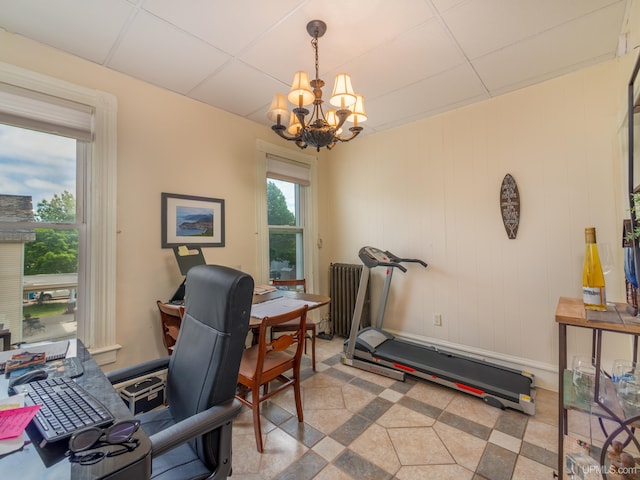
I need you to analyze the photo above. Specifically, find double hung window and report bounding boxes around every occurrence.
[256,141,318,289]
[0,63,117,361]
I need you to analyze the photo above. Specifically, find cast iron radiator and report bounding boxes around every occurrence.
[329,263,370,337]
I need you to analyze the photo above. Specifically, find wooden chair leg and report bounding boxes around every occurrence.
[293,378,304,423]
[251,385,263,453]
[311,324,316,372]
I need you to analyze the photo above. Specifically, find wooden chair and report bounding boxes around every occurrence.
[156,300,184,355]
[236,305,308,452]
[270,278,316,371]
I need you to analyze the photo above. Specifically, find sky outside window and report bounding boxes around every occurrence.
[0,124,76,214]
[270,178,295,215]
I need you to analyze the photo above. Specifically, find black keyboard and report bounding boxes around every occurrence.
[14,376,114,443]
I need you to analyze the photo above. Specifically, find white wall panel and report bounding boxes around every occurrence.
[321,55,637,390]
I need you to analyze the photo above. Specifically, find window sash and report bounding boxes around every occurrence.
[268,225,304,234]
[256,140,318,292]
[0,61,118,364]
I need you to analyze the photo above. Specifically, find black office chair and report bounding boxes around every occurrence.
[107,265,254,480]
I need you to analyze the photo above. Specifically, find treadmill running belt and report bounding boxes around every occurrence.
[374,339,532,401]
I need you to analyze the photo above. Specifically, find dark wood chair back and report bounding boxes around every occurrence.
[236,305,308,452]
[156,300,183,355]
[272,278,307,293]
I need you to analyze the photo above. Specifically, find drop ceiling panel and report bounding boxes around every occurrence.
[140,0,301,55]
[442,0,624,59]
[0,0,631,136]
[239,19,326,86]
[364,64,488,130]
[107,10,231,94]
[473,2,627,94]
[431,0,468,13]
[246,104,276,127]
[240,0,436,82]
[331,19,466,101]
[0,0,134,63]
[190,61,285,117]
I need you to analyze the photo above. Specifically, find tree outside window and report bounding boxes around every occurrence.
[267,180,304,280]
[24,191,78,276]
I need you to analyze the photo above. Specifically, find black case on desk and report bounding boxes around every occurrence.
[119,376,165,414]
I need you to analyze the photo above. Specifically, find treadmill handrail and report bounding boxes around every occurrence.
[381,261,407,272]
[384,250,428,268]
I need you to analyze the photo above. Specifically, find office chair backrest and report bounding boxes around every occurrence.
[167,264,254,467]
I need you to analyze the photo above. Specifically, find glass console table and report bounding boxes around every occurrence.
[556,297,640,479]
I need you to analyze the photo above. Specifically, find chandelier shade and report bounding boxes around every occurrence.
[267,20,366,152]
[288,71,314,107]
[325,110,343,134]
[287,111,302,135]
[266,93,288,123]
[347,94,367,125]
[329,73,356,108]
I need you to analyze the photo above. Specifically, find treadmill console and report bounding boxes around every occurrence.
[358,246,392,267]
[358,246,427,271]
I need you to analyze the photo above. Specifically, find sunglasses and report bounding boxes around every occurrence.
[66,440,139,465]
[68,420,140,453]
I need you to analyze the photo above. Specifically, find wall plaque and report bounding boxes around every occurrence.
[500,174,520,239]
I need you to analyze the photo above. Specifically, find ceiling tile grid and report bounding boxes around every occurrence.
[0,0,631,135]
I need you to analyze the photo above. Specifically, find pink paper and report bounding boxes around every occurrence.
[0,405,41,440]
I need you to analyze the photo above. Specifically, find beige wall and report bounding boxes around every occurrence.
[0,30,299,369]
[2,19,640,388]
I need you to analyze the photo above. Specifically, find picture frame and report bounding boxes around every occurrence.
[161,192,225,248]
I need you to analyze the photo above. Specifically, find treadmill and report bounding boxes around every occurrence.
[342,246,535,415]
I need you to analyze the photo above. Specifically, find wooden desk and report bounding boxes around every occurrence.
[0,340,151,479]
[250,290,330,326]
[162,290,330,328]
[556,297,640,479]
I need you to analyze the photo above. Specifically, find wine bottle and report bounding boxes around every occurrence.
[582,227,607,311]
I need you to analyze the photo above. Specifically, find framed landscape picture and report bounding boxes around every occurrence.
[161,192,225,248]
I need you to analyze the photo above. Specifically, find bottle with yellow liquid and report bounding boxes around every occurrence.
[582,227,607,311]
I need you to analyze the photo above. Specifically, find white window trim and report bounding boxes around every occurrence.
[255,139,319,292]
[0,61,119,364]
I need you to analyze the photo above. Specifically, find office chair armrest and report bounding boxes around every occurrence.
[106,356,171,385]
[149,399,243,458]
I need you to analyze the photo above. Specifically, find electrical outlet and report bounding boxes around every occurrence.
[433,313,442,326]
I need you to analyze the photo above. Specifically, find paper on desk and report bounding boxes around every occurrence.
[0,394,28,455]
[251,296,319,319]
[0,404,40,440]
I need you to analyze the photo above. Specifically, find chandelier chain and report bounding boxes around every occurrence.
[312,36,319,81]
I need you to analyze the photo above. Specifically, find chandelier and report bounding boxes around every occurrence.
[266,20,367,152]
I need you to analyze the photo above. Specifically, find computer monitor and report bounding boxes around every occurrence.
[169,245,206,304]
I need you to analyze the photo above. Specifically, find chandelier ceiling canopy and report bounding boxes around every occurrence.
[267,20,367,152]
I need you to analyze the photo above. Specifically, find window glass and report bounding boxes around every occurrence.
[0,124,80,343]
[0,63,117,362]
[267,179,304,281]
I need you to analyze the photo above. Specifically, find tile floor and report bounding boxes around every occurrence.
[229,336,566,480]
